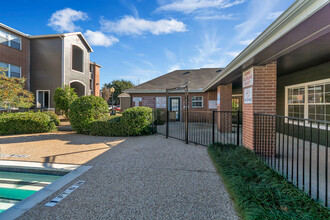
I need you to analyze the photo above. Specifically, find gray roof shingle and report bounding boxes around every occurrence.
[126,68,223,93]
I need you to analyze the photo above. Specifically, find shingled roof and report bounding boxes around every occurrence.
[126,68,223,93]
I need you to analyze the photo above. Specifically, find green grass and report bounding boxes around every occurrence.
[208,143,330,220]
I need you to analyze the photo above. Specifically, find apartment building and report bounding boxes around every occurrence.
[0,23,101,109]
[0,23,30,89]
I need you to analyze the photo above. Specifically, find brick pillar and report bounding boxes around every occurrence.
[242,61,277,151]
[217,84,232,132]
[93,65,100,97]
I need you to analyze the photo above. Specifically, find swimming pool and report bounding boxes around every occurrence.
[0,171,61,213]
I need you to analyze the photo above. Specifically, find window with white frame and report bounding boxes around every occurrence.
[192,96,203,108]
[37,91,50,108]
[286,79,330,121]
[0,62,21,78]
[0,28,21,50]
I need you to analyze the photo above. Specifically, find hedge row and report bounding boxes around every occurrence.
[69,96,154,136]
[0,112,57,135]
[89,107,155,136]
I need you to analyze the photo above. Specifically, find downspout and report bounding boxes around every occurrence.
[59,35,65,88]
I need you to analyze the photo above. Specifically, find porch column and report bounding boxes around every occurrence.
[242,61,277,152]
[217,83,232,132]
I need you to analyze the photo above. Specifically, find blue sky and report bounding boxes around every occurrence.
[1,0,295,86]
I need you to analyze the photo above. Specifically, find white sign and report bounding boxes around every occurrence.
[156,97,166,108]
[134,101,139,107]
[133,97,142,102]
[244,87,253,104]
[45,181,85,207]
[217,92,220,106]
[209,100,217,109]
[243,68,254,88]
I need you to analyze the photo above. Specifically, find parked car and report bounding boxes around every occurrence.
[114,106,121,111]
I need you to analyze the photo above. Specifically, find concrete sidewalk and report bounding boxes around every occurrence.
[17,135,238,219]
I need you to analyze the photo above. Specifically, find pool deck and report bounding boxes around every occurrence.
[0,132,237,219]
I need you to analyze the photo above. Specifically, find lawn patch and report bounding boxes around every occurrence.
[208,143,330,219]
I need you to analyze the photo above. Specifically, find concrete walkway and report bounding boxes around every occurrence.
[15,135,237,219]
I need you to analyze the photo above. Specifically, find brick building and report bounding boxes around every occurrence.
[205,0,330,149]
[0,23,30,89]
[125,0,330,150]
[125,68,244,120]
[0,23,101,109]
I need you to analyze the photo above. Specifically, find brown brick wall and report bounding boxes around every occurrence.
[0,35,30,89]
[242,61,277,150]
[93,65,100,96]
[217,84,232,132]
[130,91,217,111]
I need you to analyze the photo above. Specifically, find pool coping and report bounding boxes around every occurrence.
[0,161,92,220]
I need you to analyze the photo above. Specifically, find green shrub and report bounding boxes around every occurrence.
[208,143,330,219]
[0,112,57,135]
[69,96,108,134]
[86,107,155,137]
[54,86,78,117]
[44,111,60,126]
[121,107,154,136]
[88,116,126,136]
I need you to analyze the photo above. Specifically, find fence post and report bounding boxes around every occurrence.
[166,90,169,138]
[212,111,215,144]
[236,111,240,146]
[185,85,189,144]
[154,109,157,134]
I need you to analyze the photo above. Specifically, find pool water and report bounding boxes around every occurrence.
[0,171,61,213]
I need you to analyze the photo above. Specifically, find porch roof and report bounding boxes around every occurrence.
[204,0,330,92]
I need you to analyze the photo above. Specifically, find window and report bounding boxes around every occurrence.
[286,79,330,121]
[90,79,93,92]
[72,45,83,72]
[0,62,21,78]
[192,96,203,108]
[0,28,21,50]
[287,86,305,119]
[37,91,50,108]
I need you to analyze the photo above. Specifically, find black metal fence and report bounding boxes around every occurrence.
[156,110,242,146]
[254,113,329,207]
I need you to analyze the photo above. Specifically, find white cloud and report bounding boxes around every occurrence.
[267,11,283,20]
[168,64,180,72]
[100,16,187,35]
[226,51,240,57]
[194,13,237,20]
[156,0,245,14]
[164,49,177,62]
[48,8,88,32]
[233,0,280,46]
[84,30,119,47]
[190,32,222,67]
[239,39,254,45]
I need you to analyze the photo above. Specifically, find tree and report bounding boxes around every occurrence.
[101,85,111,104]
[54,85,78,117]
[0,67,34,109]
[104,80,134,104]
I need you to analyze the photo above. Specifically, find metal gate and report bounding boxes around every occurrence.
[156,109,242,146]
